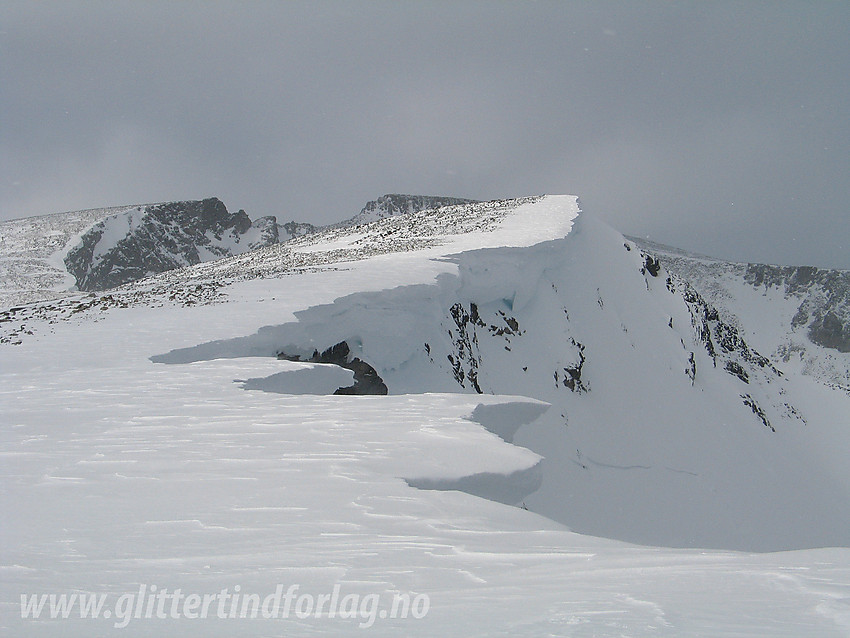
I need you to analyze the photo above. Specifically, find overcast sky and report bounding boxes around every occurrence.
[1,1,848,268]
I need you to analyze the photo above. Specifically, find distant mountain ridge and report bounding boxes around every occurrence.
[337,194,480,228]
[3,196,850,397]
[0,194,476,304]
[65,198,258,291]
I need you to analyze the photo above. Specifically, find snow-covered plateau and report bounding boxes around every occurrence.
[2,195,849,636]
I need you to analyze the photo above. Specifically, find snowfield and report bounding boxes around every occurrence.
[0,204,144,308]
[2,195,850,636]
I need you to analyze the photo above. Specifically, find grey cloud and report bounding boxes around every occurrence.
[1,1,848,268]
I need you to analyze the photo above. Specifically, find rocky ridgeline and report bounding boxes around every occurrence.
[65,198,271,291]
[337,194,480,228]
[0,196,535,345]
[0,283,224,346]
[2,194,471,300]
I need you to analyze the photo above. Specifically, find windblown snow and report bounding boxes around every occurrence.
[2,195,849,636]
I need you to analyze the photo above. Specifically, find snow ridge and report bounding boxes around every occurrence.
[150,200,850,551]
[1,194,483,307]
[0,196,546,344]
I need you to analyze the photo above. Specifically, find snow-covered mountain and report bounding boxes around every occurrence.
[0,194,471,306]
[144,197,850,551]
[336,194,480,227]
[2,195,849,636]
[62,198,275,291]
[0,203,144,307]
[631,236,850,392]
[0,198,273,304]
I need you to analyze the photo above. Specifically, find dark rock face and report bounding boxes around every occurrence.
[559,338,588,393]
[809,311,850,353]
[278,341,388,395]
[64,198,270,291]
[741,393,775,432]
[641,253,661,277]
[745,264,822,293]
[248,215,280,248]
[443,301,528,394]
[725,361,750,384]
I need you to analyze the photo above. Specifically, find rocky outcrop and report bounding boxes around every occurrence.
[339,194,480,228]
[809,311,850,353]
[278,341,388,395]
[281,221,318,240]
[64,198,271,291]
[667,275,780,377]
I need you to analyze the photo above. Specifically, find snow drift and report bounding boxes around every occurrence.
[154,197,850,551]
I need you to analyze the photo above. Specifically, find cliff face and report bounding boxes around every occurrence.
[63,198,277,291]
[61,195,475,293]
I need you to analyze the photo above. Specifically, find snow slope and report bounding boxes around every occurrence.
[2,195,850,636]
[153,203,850,551]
